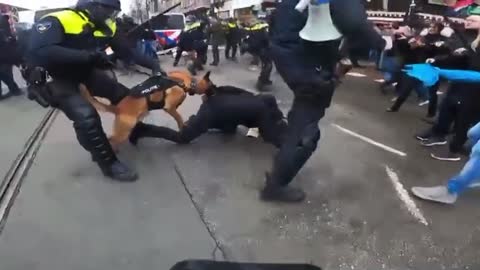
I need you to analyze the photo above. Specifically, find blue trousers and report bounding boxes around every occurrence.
[447,122,480,194]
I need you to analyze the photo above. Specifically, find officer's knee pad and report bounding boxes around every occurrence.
[299,123,321,152]
[73,105,101,130]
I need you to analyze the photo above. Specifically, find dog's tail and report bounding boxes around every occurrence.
[79,84,116,114]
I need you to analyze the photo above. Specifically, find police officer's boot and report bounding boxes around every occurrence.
[78,122,138,182]
[256,62,273,91]
[260,173,306,203]
[210,47,219,66]
[187,63,197,75]
[195,56,205,71]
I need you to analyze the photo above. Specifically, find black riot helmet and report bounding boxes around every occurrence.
[77,0,121,26]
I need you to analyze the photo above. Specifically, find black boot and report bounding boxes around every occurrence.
[10,87,23,96]
[187,63,197,75]
[76,120,138,182]
[99,160,138,182]
[211,47,219,66]
[260,173,306,203]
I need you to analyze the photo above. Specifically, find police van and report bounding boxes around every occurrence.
[149,12,186,53]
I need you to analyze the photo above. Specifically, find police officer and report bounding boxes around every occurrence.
[26,0,138,182]
[242,19,272,91]
[225,18,240,61]
[173,15,208,75]
[263,0,388,202]
[207,16,224,66]
[129,83,287,148]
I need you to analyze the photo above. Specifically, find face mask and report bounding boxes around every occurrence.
[89,4,117,25]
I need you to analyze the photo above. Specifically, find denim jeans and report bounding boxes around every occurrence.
[447,122,480,194]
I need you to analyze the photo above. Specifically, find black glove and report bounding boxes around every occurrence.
[89,51,114,69]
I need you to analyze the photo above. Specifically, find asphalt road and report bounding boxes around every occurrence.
[0,68,49,180]
[0,56,478,270]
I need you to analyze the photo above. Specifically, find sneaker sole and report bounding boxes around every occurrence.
[430,153,461,161]
[416,136,430,141]
[422,141,447,147]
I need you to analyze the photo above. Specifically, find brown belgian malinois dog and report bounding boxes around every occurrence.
[80,70,212,150]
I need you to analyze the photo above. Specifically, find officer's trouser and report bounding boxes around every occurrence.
[269,39,339,186]
[192,41,208,71]
[258,50,273,84]
[49,69,129,167]
[211,41,220,64]
[174,46,188,65]
[269,92,330,186]
[225,38,237,59]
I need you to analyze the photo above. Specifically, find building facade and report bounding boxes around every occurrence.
[365,0,448,14]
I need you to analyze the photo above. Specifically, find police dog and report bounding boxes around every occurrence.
[80,70,212,150]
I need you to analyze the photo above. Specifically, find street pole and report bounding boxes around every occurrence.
[404,0,417,25]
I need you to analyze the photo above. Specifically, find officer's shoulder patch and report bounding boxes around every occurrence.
[36,22,52,33]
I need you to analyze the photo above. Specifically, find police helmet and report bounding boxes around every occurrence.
[186,15,196,23]
[77,0,121,25]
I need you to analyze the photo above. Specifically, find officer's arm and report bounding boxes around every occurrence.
[330,0,386,50]
[176,104,213,144]
[30,17,92,65]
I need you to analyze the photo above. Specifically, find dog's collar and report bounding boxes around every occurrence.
[177,78,197,96]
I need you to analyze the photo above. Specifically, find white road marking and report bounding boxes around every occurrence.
[374,79,385,83]
[385,166,429,226]
[346,72,367,77]
[332,124,407,157]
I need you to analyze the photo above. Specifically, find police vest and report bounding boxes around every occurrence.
[245,23,269,32]
[227,22,237,29]
[43,9,117,50]
[185,22,201,32]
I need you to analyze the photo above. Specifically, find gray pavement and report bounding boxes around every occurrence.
[0,67,48,178]
[0,56,479,270]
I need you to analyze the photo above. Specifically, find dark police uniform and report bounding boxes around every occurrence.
[27,8,136,181]
[264,0,386,202]
[225,20,240,60]
[174,21,208,72]
[243,21,272,89]
[129,86,287,148]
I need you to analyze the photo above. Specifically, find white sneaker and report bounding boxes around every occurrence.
[246,128,260,138]
[411,186,458,204]
[469,182,480,188]
[418,100,430,106]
